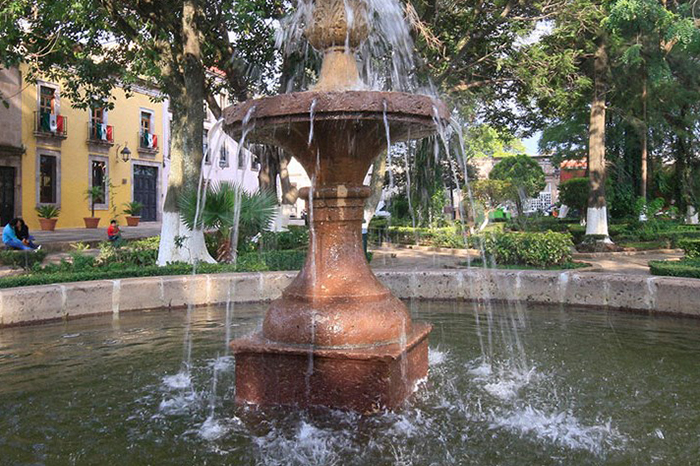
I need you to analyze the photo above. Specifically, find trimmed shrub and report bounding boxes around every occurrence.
[679,239,700,258]
[483,231,573,267]
[649,259,700,279]
[258,227,309,251]
[0,250,309,290]
[0,249,47,269]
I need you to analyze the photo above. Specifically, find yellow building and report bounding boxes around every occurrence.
[0,65,164,230]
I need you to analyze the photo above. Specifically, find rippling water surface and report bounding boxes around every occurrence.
[1,301,699,465]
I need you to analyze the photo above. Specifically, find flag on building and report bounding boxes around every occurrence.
[49,114,58,132]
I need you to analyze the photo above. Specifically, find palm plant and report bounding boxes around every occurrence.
[179,181,277,262]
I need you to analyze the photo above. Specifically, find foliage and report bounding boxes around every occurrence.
[84,185,104,218]
[179,182,277,261]
[371,225,472,249]
[488,154,546,215]
[482,232,574,267]
[123,201,144,217]
[35,205,60,219]
[679,239,700,259]
[0,250,47,269]
[0,251,307,290]
[258,227,309,251]
[558,178,589,215]
[96,237,160,267]
[472,179,513,210]
[649,259,700,279]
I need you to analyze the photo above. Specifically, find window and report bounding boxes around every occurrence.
[39,155,57,204]
[140,111,151,134]
[91,160,107,205]
[203,129,210,164]
[219,145,228,167]
[39,86,55,115]
[238,149,246,169]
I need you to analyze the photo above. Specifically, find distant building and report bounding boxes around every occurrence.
[0,65,166,229]
[560,159,587,183]
[161,93,259,201]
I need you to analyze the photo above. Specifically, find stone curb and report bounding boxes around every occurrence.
[1,269,698,327]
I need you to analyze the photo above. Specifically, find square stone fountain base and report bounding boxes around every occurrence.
[231,323,431,412]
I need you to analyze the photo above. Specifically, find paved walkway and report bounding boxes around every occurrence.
[370,246,683,276]
[32,222,161,245]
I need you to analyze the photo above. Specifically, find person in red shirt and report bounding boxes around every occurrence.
[107,220,121,244]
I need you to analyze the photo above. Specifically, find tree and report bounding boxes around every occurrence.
[558,177,589,220]
[1,0,281,264]
[488,154,545,216]
[472,179,513,222]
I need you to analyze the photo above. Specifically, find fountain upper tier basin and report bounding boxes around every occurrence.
[224,90,448,182]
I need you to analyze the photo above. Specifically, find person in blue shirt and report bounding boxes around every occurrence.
[3,218,35,250]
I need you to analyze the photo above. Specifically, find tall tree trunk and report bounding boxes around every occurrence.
[157,0,215,265]
[585,38,611,240]
[640,76,648,201]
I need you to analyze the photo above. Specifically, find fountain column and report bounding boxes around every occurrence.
[228,0,440,412]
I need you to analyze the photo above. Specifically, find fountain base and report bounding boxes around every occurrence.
[231,323,431,412]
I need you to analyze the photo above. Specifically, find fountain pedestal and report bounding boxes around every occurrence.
[231,182,431,411]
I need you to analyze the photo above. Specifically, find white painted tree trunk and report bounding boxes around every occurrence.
[686,206,699,225]
[585,206,612,242]
[157,211,215,265]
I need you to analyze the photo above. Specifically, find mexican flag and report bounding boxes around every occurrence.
[106,125,113,142]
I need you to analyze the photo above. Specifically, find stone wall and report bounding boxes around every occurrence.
[1,270,698,327]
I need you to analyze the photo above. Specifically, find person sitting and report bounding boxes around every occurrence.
[3,218,36,250]
[107,220,122,243]
[16,218,39,249]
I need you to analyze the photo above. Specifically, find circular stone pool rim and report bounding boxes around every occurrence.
[0,269,697,328]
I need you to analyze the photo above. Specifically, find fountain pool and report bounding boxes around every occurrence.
[1,301,698,464]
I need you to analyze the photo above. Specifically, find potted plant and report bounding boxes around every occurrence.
[35,205,60,231]
[123,201,144,226]
[84,185,103,228]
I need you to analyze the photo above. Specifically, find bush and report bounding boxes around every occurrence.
[0,249,47,269]
[258,227,309,251]
[679,239,700,258]
[482,231,573,267]
[96,237,159,267]
[0,250,309,290]
[649,259,700,279]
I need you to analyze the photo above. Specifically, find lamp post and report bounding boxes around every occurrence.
[115,143,131,163]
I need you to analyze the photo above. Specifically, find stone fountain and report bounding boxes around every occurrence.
[226,0,448,411]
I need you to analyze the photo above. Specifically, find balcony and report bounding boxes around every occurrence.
[138,130,159,155]
[34,111,67,139]
[87,122,114,145]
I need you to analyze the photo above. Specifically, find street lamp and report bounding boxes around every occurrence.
[115,143,131,163]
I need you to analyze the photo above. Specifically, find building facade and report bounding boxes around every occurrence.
[0,65,165,229]
[161,96,259,201]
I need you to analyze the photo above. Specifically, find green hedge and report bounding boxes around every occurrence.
[483,231,573,267]
[0,250,308,290]
[678,239,700,258]
[649,259,700,279]
[0,250,48,269]
[370,225,473,249]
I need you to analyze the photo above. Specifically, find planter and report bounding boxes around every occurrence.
[125,216,141,227]
[38,218,58,231]
[83,217,100,229]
